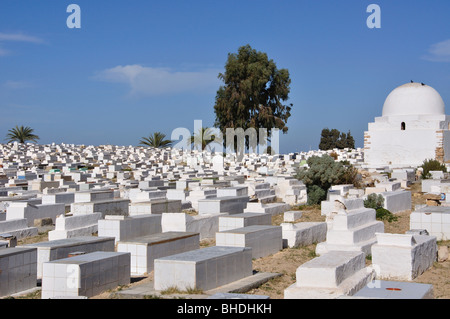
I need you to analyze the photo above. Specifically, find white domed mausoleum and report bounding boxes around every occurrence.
[364,82,450,167]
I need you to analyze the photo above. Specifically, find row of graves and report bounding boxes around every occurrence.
[0,143,447,299]
[0,142,307,298]
[281,165,446,299]
[411,170,450,244]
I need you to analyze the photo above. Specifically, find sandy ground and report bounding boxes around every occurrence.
[91,193,450,300]
[248,208,450,299]
[247,182,450,299]
[13,181,450,299]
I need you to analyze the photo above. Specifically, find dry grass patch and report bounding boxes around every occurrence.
[248,244,318,299]
[17,230,49,245]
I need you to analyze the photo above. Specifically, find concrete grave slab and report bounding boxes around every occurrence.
[41,251,130,298]
[351,280,433,299]
[0,247,37,297]
[117,231,200,275]
[154,246,252,291]
[19,236,115,278]
[216,225,282,259]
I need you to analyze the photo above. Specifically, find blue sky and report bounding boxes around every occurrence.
[0,0,449,154]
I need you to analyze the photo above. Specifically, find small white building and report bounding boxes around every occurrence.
[364,82,450,167]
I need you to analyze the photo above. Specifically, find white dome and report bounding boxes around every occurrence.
[382,82,445,116]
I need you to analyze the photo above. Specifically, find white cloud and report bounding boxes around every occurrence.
[2,80,34,89]
[423,39,450,62]
[94,64,221,96]
[0,32,44,57]
[0,32,44,44]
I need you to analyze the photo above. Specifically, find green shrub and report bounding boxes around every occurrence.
[306,185,327,205]
[364,194,398,222]
[308,248,317,258]
[364,193,384,210]
[421,159,447,179]
[376,207,398,222]
[295,155,342,190]
[295,155,359,205]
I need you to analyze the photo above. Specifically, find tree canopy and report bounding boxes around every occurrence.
[5,125,39,144]
[139,132,172,148]
[213,44,292,149]
[319,128,355,150]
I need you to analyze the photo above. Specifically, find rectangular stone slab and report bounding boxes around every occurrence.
[352,280,433,299]
[154,246,252,291]
[117,231,200,275]
[296,250,365,288]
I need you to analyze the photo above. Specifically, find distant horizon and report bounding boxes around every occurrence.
[1,1,449,154]
[0,140,364,155]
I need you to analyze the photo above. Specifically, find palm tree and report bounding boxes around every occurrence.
[5,125,40,144]
[139,132,172,148]
[191,127,222,151]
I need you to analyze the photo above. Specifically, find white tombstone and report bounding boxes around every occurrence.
[371,233,437,281]
[284,250,375,299]
[281,222,327,248]
[117,232,199,275]
[41,251,130,298]
[315,196,384,256]
[154,246,252,291]
[410,206,450,240]
[161,213,222,240]
[0,247,37,297]
[216,225,282,258]
[48,213,102,240]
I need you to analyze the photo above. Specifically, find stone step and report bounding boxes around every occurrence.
[254,189,275,198]
[244,202,289,215]
[281,222,327,248]
[315,237,379,257]
[332,208,377,231]
[258,195,277,204]
[295,250,366,289]
[285,267,374,299]
[255,183,271,190]
[326,220,384,246]
[198,196,249,215]
[218,213,272,232]
[216,187,248,197]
